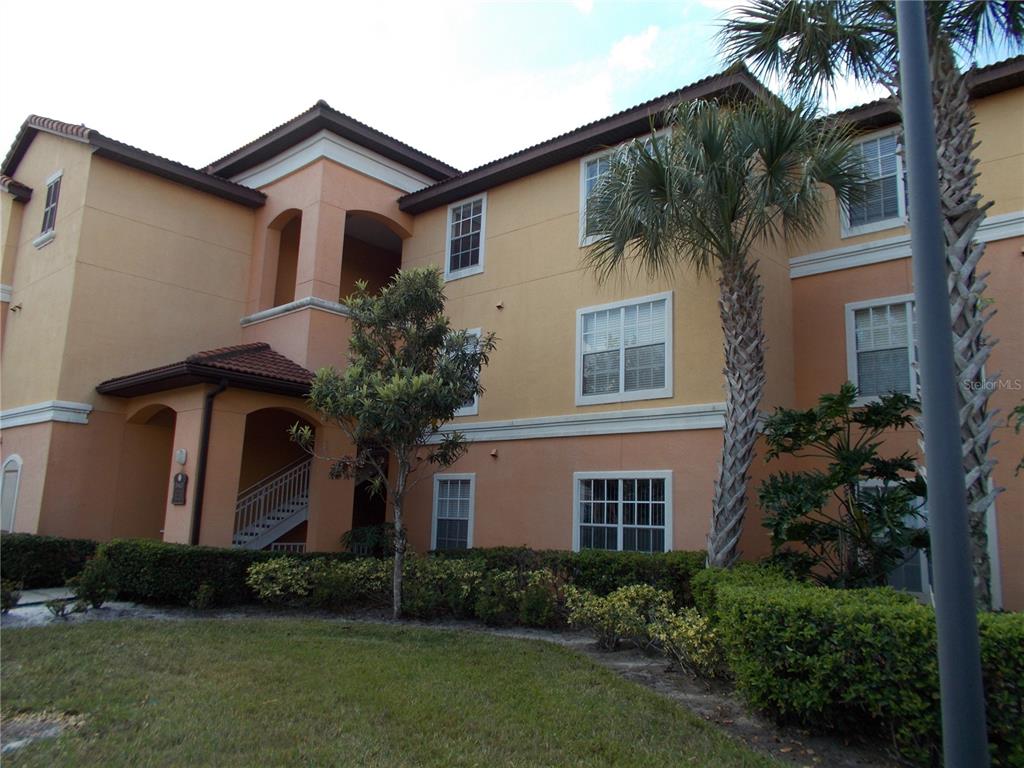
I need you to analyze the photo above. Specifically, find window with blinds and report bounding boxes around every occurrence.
[433,475,474,550]
[576,473,671,553]
[850,298,915,398]
[578,294,671,404]
[845,133,904,233]
[581,152,611,241]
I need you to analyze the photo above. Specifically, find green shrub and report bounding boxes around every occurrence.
[518,569,565,628]
[565,584,672,651]
[246,558,324,605]
[100,539,356,607]
[708,576,1022,767]
[474,570,523,626]
[1,579,22,613]
[401,557,483,619]
[308,559,391,611]
[190,583,218,610]
[45,598,72,619]
[649,607,724,678]
[1,533,98,588]
[68,557,117,609]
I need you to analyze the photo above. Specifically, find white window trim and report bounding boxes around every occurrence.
[431,473,476,550]
[444,193,487,281]
[571,470,673,553]
[840,128,906,239]
[579,148,613,247]
[844,293,916,406]
[1,454,23,533]
[33,169,64,249]
[575,290,674,406]
[454,328,482,417]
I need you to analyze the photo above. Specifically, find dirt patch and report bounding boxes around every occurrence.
[1,711,84,754]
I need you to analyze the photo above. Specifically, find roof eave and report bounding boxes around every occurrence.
[96,362,310,398]
[397,70,767,214]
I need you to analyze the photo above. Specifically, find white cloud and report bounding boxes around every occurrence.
[609,26,661,74]
[570,0,594,14]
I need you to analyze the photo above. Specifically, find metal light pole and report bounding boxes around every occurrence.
[895,3,989,766]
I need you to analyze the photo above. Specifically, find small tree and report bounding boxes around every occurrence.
[758,383,928,588]
[293,267,496,618]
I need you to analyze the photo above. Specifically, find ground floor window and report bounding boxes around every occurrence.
[432,474,475,550]
[573,471,672,553]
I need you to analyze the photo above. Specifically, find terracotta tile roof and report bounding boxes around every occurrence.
[0,173,31,202]
[205,99,460,181]
[97,343,313,398]
[2,115,266,208]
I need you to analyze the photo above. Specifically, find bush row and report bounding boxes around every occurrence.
[695,567,1024,767]
[99,539,358,607]
[0,533,99,587]
[246,556,569,627]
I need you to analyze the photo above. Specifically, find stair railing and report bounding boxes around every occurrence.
[233,457,312,540]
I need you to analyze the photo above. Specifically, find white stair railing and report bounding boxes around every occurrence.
[233,457,311,545]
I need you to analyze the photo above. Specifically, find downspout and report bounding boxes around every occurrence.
[190,379,228,545]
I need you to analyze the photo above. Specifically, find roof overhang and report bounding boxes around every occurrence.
[398,67,771,214]
[2,117,266,209]
[205,100,459,183]
[97,361,310,398]
[0,174,32,202]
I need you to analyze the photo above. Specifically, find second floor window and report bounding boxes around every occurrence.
[844,133,905,235]
[445,194,486,280]
[846,295,916,399]
[33,171,63,248]
[580,151,611,243]
[577,293,672,405]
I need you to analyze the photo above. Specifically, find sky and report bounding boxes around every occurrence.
[0,0,994,175]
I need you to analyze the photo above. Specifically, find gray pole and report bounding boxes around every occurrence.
[895,3,989,766]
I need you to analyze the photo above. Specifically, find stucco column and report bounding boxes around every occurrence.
[196,404,247,547]
[305,423,354,552]
[161,405,204,544]
[294,204,347,302]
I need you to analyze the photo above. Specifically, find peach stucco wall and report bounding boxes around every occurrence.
[790,236,1024,610]
[402,429,723,554]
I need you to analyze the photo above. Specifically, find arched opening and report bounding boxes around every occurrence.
[268,209,302,307]
[340,212,403,300]
[113,406,176,539]
[234,408,315,551]
[1,454,23,532]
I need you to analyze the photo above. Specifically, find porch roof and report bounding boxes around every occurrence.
[96,343,314,398]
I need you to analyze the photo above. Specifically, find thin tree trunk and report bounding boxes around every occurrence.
[924,47,999,609]
[391,465,407,620]
[707,257,767,567]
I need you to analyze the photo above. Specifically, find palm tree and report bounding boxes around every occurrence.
[585,98,862,567]
[719,0,1024,608]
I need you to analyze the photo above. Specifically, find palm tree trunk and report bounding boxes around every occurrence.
[925,47,999,609]
[707,257,766,567]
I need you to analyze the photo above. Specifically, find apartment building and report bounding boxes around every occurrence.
[1,60,1021,607]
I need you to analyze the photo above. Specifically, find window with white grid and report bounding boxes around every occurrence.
[580,151,611,242]
[577,292,672,405]
[33,170,63,249]
[445,195,486,279]
[454,328,482,417]
[844,132,905,235]
[432,475,474,550]
[846,295,916,399]
[574,472,671,553]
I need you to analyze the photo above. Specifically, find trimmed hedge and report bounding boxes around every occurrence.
[435,547,706,606]
[0,533,99,587]
[698,568,1023,767]
[99,539,357,607]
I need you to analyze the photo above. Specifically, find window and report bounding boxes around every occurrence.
[1,455,22,533]
[860,482,931,599]
[845,294,916,400]
[573,471,672,553]
[454,328,482,417]
[579,150,611,244]
[432,474,475,550]
[576,292,672,405]
[445,194,486,280]
[33,170,62,249]
[843,132,905,236]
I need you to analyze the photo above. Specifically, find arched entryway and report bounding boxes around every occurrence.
[113,405,177,539]
[340,212,403,300]
[234,408,315,551]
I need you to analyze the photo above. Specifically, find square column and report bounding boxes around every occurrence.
[294,204,347,302]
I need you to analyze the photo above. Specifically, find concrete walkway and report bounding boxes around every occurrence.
[16,588,75,606]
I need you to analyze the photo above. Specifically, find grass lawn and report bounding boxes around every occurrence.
[1,619,779,767]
